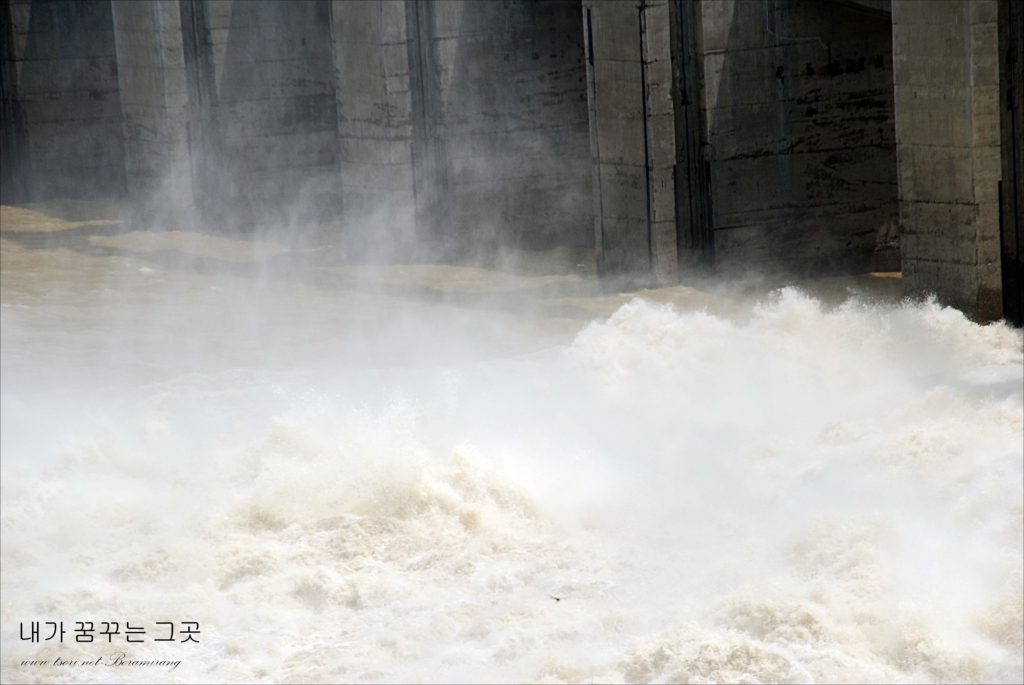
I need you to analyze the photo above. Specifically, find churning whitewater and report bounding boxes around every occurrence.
[1,239,1022,683]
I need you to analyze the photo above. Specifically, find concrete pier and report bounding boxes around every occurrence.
[891,0,1003,320]
[583,0,651,281]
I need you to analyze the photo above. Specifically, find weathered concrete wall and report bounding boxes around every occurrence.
[111,0,193,227]
[427,0,592,255]
[5,0,126,200]
[331,0,416,256]
[3,0,1014,323]
[210,0,340,229]
[703,0,898,277]
[892,0,1002,320]
[581,0,897,283]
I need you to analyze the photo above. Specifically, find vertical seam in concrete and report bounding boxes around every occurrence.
[406,0,450,250]
[639,0,654,277]
[180,0,223,227]
[964,0,977,222]
[405,0,423,232]
[892,0,910,279]
[697,0,714,270]
[327,0,345,219]
[671,0,714,275]
[583,2,605,275]
[180,0,205,224]
[153,2,167,114]
[112,3,138,205]
[376,1,388,153]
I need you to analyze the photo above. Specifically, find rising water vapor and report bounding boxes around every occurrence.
[1,217,1020,683]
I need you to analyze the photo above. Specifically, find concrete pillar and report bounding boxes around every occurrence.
[641,0,681,283]
[637,0,716,283]
[330,0,416,257]
[893,0,1003,320]
[583,0,652,281]
[111,0,195,228]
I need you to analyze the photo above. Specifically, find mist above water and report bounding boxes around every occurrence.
[1,208,1021,684]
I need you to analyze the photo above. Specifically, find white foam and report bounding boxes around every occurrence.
[2,289,1021,683]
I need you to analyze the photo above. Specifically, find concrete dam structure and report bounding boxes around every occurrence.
[3,3,1024,683]
[1,0,1021,324]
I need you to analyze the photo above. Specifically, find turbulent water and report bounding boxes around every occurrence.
[1,206,1022,683]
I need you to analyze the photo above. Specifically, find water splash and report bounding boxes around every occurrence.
[2,287,1021,683]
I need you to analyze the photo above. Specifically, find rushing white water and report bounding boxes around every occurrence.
[1,213,1022,683]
